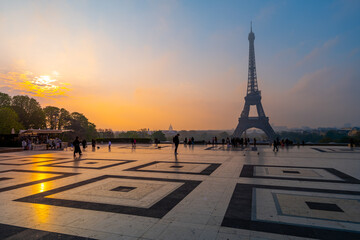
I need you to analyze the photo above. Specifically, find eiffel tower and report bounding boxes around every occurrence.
[233,23,276,140]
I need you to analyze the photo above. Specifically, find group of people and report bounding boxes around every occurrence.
[183,137,195,145]
[47,138,63,150]
[21,138,33,150]
[272,138,295,152]
[21,137,64,150]
[228,137,256,148]
[73,137,99,157]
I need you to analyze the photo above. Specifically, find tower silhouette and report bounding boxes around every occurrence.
[233,23,276,140]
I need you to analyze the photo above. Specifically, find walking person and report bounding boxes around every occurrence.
[273,139,279,152]
[173,134,180,155]
[73,136,82,157]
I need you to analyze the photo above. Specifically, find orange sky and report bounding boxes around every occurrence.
[1,1,359,130]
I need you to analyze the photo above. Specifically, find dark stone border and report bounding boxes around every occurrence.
[15,175,201,218]
[40,159,136,169]
[312,147,360,153]
[124,161,221,175]
[0,157,68,165]
[0,222,94,239]
[240,165,360,183]
[222,183,360,240]
[0,169,78,192]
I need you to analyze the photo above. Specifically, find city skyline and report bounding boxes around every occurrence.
[1,0,359,130]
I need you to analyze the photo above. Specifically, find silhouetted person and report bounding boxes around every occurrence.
[184,137,187,145]
[173,134,180,154]
[350,138,354,148]
[273,140,279,152]
[92,139,96,148]
[253,138,257,147]
[82,139,87,149]
[191,137,194,144]
[222,138,225,145]
[244,138,248,147]
[73,136,82,157]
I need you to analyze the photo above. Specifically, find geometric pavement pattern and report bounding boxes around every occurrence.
[222,183,360,240]
[15,175,201,218]
[1,145,360,239]
[240,164,360,183]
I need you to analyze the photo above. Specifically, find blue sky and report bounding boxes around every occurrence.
[0,0,359,130]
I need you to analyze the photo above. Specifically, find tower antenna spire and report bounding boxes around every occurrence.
[250,21,252,32]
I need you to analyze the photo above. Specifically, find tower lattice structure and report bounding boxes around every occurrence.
[233,24,276,140]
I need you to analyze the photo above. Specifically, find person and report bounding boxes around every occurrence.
[350,138,354,148]
[82,139,87,149]
[273,139,279,152]
[184,137,187,145]
[22,140,27,150]
[173,134,180,154]
[92,139,96,148]
[73,136,82,157]
[132,138,136,148]
[108,140,111,149]
[253,138,257,147]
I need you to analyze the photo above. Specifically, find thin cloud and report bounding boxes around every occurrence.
[296,36,339,67]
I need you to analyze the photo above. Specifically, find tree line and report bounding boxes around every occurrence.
[0,92,97,140]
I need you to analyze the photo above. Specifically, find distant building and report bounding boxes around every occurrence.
[162,124,176,138]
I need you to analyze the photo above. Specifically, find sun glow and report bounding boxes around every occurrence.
[0,70,70,98]
[32,75,59,90]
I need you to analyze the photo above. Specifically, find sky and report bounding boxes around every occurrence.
[0,0,359,130]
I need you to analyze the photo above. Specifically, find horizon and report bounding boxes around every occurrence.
[1,0,360,131]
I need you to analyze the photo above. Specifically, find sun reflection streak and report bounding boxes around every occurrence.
[29,171,53,224]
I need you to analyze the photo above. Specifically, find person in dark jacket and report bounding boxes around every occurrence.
[82,139,87,150]
[173,134,180,155]
[73,136,82,157]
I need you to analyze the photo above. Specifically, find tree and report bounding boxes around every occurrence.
[11,95,46,129]
[0,107,23,134]
[58,108,71,129]
[86,122,98,140]
[118,131,139,138]
[0,92,11,107]
[151,131,166,141]
[65,112,97,140]
[98,129,114,138]
[138,128,150,138]
[43,106,60,129]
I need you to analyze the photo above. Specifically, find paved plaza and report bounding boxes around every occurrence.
[0,144,359,239]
